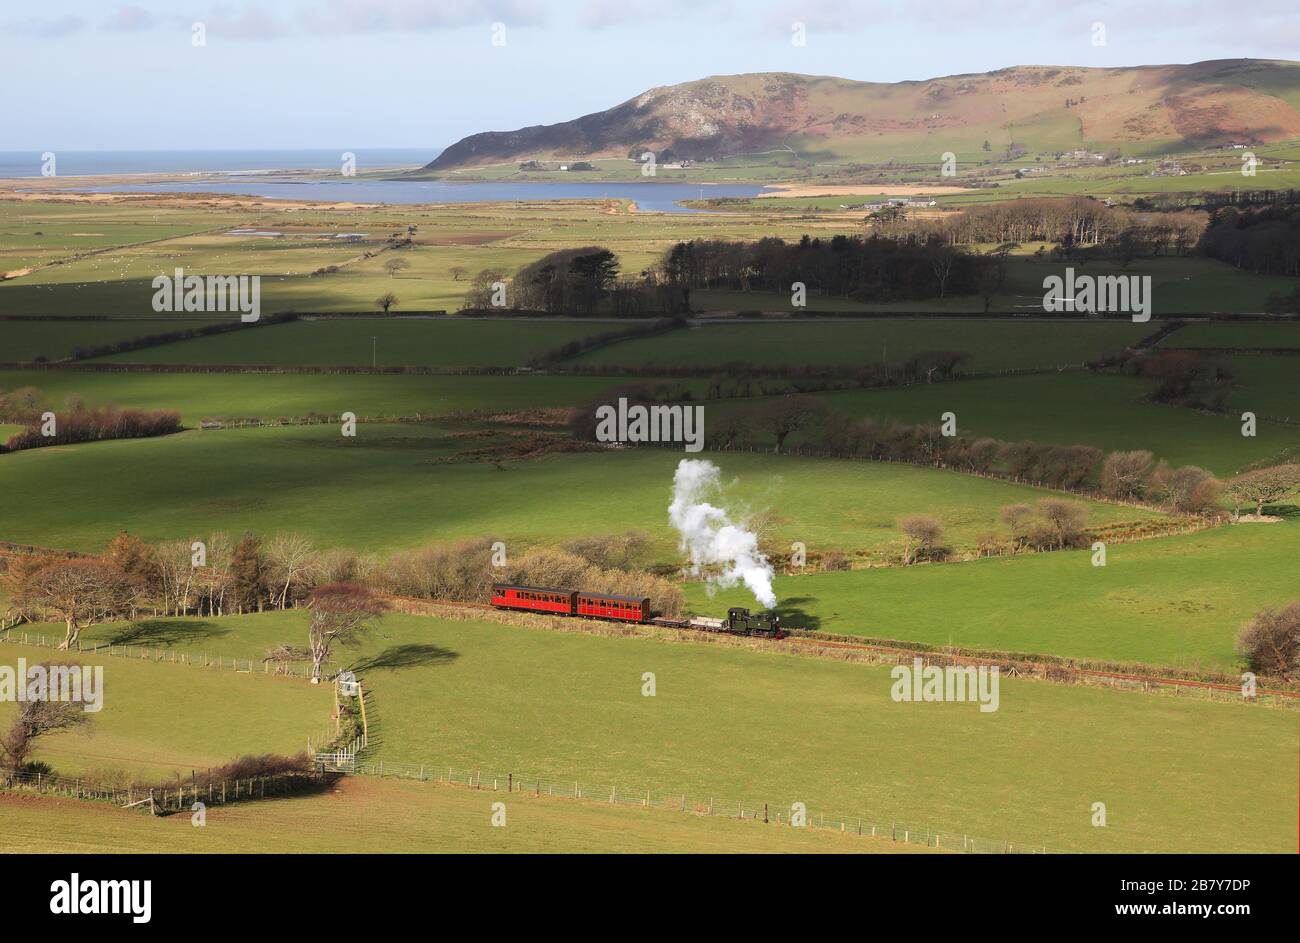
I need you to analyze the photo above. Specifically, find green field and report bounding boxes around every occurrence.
[96,317,630,367]
[576,319,1154,371]
[0,199,219,273]
[0,369,623,425]
[0,776,928,854]
[66,610,1300,853]
[689,520,1300,671]
[5,180,1300,855]
[0,319,226,362]
[0,424,1153,556]
[0,642,333,781]
[1164,321,1300,349]
[1224,354,1300,422]
[742,371,1293,475]
[0,195,868,318]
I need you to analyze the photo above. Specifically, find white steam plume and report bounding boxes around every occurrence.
[668,458,777,609]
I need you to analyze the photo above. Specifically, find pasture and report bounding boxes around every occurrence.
[0,318,225,362]
[741,371,1292,475]
[1223,354,1300,423]
[0,369,624,425]
[575,318,1155,371]
[95,317,631,367]
[1163,321,1300,349]
[0,424,1153,556]
[0,642,333,781]
[69,610,1300,853]
[5,186,1300,856]
[0,776,926,854]
[687,520,1300,672]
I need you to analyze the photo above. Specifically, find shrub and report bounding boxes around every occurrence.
[1236,603,1300,678]
[1101,450,1155,500]
[1148,463,1222,514]
[898,514,946,565]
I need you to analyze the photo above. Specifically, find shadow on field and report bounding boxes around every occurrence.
[350,643,458,672]
[774,598,822,632]
[104,619,230,647]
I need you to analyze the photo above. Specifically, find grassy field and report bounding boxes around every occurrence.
[0,318,226,362]
[1224,354,1300,422]
[0,195,872,318]
[0,776,931,853]
[738,371,1294,475]
[68,610,1300,853]
[0,642,333,781]
[0,199,220,273]
[688,520,1300,672]
[0,425,1153,556]
[1164,321,1300,349]
[576,318,1155,371]
[0,369,624,425]
[5,185,1300,856]
[95,317,631,367]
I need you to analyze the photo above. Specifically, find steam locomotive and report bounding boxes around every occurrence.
[491,583,785,639]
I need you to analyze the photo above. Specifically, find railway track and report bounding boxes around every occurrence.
[385,595,1300,702]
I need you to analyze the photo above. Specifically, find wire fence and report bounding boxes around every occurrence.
[0,628,312,678]
[312,756,1050,854]
[0,766,321,814]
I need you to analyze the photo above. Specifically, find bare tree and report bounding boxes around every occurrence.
[1149,463,1221,514]
[203,532,234,617]
[1224,465,1300,518]
[266,533,320,609]
[752,396,827,453]
[1035,499,1088,549]
[19,560,132,650]
[375,292,398,314]
[1101,450,1155,500]
[384,257,410,278]
[449,265,468,282]
[155,540,198,616]
[898,514,945,565]
[307,583,388,683]
[1,679,93,775]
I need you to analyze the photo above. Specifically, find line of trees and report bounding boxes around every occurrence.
[1198,203,1300,276]
[0,386,183,452]
[931,196,1204,256]
[2,404,182,453]
[0,530,684,650]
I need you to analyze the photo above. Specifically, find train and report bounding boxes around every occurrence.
[490,583,786,639]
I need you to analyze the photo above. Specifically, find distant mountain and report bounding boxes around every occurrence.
[423,59,1300,172]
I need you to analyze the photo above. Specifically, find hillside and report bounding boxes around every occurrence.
[423,59,1300,171]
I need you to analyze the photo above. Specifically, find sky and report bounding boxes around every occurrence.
[4,0,1298,151]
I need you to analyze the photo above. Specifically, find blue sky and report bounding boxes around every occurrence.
[5,0,1298,150]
